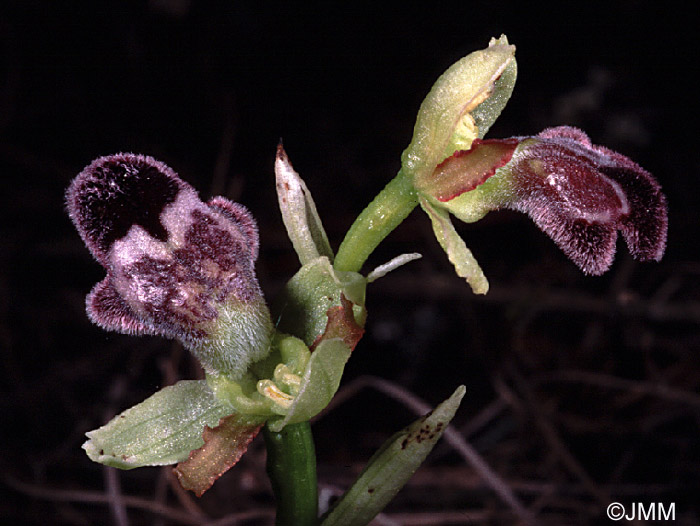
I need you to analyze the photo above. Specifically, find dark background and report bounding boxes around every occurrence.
[2,2,699,525]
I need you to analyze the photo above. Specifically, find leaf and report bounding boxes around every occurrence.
[419,197,489,294]
[267,338,352,433]
[320,386,466,526]
[83,380,233,469]
[173,413,264,496]
[275,144,334,265]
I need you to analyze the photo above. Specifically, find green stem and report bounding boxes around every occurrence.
[334,169,418,273]
[264,421,318,526]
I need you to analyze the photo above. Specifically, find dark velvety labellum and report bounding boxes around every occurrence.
[184,210,243,275]
[114,207,258,344]
[69,153,259,338]
[69,152,271,378]
[67,154,184,262]
[504,127,667,274]
[122,255,212,339]
[84,162,179,253]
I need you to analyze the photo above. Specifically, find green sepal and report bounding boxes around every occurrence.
[419,197,489,294]
[320,385,466,526]
[471,37,518,140]
[83,380,234,469]
[274,257,367,346]
[403,35,516,184]
[267,338,352,432]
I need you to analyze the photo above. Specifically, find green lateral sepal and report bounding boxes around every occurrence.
[267,338,352,432]
[82,380,234,469]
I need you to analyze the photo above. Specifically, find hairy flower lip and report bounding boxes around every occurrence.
[419,126,668,277]
[66,153,187,266]
[508,127,667,273]
[67,153,273,378]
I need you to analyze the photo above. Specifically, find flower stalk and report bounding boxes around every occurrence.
[334,168,418,273]
[263,422,318,526]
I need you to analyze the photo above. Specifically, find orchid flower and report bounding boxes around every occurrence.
[66,154,362,495]
[401,36,667,294]
[64,36,669,523]
[416,127,668,286]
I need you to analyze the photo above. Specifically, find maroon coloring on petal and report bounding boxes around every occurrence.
[507,127,667,274]
[419,138,519,202]
[86,277,155,335]
[514,194,619,275]
[207,196,260,261]
[591,143,667,262]
[537,125,592,146]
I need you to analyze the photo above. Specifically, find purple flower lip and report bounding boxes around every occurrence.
[423,126,668,276]
[509,127,667,274]
[67,153,272,377]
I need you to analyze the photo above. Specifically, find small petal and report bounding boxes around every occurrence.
[366,253,422,283]
[420,197,489,294]
[416,138,519,202]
